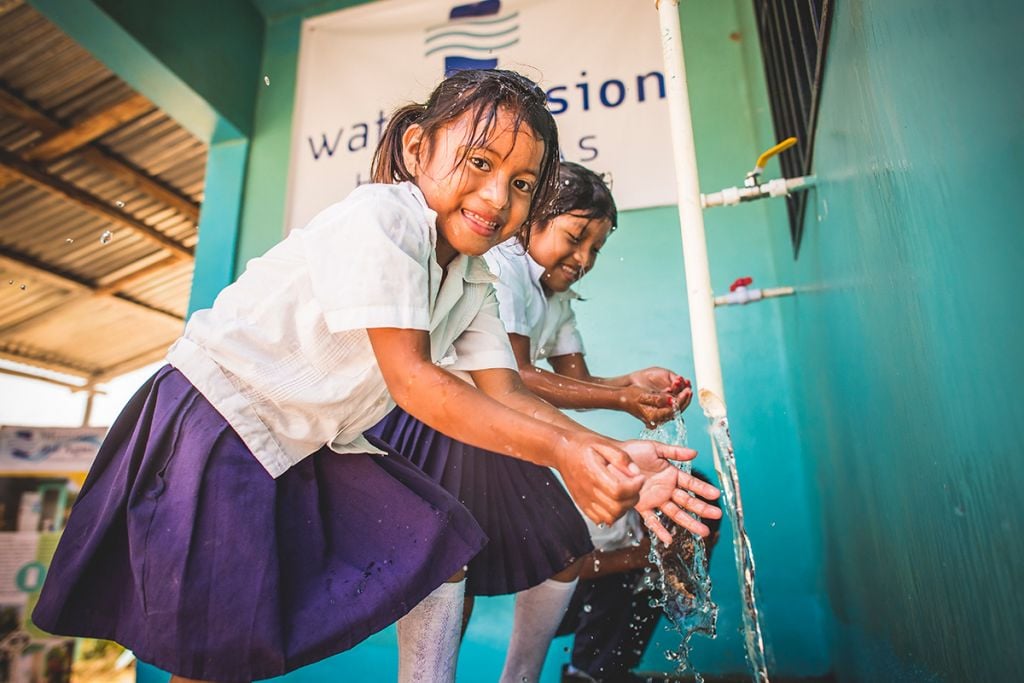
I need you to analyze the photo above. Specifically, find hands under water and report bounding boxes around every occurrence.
[554,432,721,541]
[617,440,721,545]
[624,368,694,429]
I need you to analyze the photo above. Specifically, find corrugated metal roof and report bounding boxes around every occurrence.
[0,0,205,387]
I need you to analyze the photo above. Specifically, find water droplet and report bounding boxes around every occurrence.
[114,200,125,208]
[770,521,777,528]
[7,280,13,285]
[64,238,74,245]
[619,257,624,262]
[100,230,114,244]
[597,523,606,529]
[954,504,966,517]
[19,283,27,290]
[582,604,592,613]
[264,75,271,86]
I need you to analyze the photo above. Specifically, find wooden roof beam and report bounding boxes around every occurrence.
[0,82,200,222]
[24,93,153,162]
[0,147,193,260]
[0,247,184,333]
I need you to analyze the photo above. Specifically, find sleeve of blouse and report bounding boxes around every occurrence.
[448,287,518,372]
[483,248,532,337]
[549,301,586,357]
[301,191,432,333]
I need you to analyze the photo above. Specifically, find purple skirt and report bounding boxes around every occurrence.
[367,408,593,597]
[32,366,486,682]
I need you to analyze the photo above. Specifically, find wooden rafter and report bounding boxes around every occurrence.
[0,82,200,222]
[0,248,185,331]
[0,347,93,380]
[24,93,153,162]
[0,147,193,260]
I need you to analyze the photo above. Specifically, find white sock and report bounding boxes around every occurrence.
[397,579,465,683]
[499,577,579,683]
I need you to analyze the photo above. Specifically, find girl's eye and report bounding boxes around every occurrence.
[513,178,533,193]
[566,232,582,244]
[469,156,490,171]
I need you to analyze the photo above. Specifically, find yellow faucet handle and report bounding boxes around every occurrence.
[754,137,798,171]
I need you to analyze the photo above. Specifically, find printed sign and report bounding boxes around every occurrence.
[287,0,675,230]
[0,426,104,474]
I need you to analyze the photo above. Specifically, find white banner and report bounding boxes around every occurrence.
[286,0,675,231]
[0,426,104,474]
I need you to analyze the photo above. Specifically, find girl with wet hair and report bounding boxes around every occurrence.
[370,161,720,683]
[32,70,715,683]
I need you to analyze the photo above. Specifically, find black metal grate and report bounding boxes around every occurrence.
[753,0,833,254]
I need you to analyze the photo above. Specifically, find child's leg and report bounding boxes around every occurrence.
[499,559,582,683]
[461,593,475,636]
[397,571,466,683]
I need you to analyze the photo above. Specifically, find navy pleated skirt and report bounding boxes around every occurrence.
[32,366,486,682]
[367,407,593,597]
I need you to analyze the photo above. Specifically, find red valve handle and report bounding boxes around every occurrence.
[729,276,753,292]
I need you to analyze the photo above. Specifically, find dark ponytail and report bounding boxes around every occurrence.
[371,104,426,184]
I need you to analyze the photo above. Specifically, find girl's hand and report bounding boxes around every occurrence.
[628,367,681,392]
[628,368,694,413]
[622,386,677,428]
[553,434,645,525]
[617,440,722,545]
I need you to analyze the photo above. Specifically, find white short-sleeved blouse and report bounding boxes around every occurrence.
[483,240,585,363]
[167,182,516,478]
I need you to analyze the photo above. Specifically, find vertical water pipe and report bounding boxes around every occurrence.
[655,2,770,680]
[655,0,726,419]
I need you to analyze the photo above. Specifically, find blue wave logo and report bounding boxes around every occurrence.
[424,1,520,76]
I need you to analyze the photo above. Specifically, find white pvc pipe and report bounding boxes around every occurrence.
[656,0,727,419]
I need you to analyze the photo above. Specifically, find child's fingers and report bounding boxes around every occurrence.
[585,449,643,504]
[580,499,621,526]
[641,511,674,545]
[593,442,643,478]
[658,501,711,538]
[678,470,721,499]
[649,442,698,463]
[671,489,723,519]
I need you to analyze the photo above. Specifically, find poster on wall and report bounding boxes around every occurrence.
[287,0,675,231]
[0,426,104,475]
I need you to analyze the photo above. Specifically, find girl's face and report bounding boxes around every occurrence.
[402,108,545,265]
[528,213,613,294]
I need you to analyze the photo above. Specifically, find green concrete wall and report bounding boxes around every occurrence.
[759,1,1024,680]
[91,0,264,137]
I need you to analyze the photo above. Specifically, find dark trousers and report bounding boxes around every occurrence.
[556,569,661,682]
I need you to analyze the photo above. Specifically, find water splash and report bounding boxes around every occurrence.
[640,413,716,682]
[708,415,769,683]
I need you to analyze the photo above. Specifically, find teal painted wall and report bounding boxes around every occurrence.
[92,0,264,137]
[756,1,1024,681]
